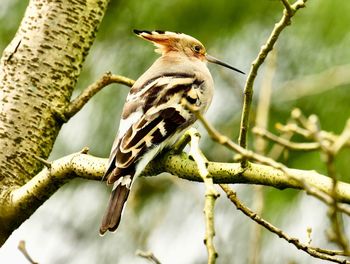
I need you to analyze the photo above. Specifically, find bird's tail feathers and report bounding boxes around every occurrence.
[99,176,132,235]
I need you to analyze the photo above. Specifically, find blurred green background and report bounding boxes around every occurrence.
[1,0,350,263]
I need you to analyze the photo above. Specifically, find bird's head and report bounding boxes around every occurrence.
[134,29,245,74]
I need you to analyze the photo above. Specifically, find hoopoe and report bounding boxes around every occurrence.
[99,30,244,235]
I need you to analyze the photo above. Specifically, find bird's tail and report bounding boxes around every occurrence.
[99,181,131,235]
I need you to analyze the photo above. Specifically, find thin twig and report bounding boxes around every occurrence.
[188,108,350,215]
[281,0,293,15]
[276,122,312,139]
[268,112,297,160]
[64,72,134,120]
[273,112,350,251]
[172,132,192,154]
[18,240,38,264]
[187,128,219,264]
[316,120,350,251]
[332,119,350,154]
[277,116,350,149]
[309,247,350,257]
[33,155,52,168]
[291,108,314,132]
[136,250,161,264]
[253,127,320,151]
[326,151,349,251]
[220,184,350,264]
[326,121,350,245]
[267,129,293,160]
[238,0,307,152]
[298,113,350,251]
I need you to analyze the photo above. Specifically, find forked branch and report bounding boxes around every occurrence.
[238,0,307,152]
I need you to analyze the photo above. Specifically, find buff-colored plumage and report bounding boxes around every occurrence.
[100,30,243,235]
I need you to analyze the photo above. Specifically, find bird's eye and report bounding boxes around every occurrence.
[193,45,202,53]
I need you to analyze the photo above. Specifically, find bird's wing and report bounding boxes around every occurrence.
[105,73,204,184]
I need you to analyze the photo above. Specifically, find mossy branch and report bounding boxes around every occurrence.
[7,150,350,225]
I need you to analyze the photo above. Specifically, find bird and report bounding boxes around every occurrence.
[99,29,244,235]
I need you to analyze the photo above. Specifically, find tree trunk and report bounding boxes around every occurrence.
[0,0,109,246]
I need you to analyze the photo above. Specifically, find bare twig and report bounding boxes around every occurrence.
[220,184,350,264]
[269,111,350,251]
[290,108,315,132]
[187,108,350,214]
[33,155,52,168]
[317,121,350,251]
[253,127,320,151]
[277,114,350,149]
[310,247,350,257]
[18,240,38,264]
[136,250,161,264]
[267,129,293,160]
[276,122,312,139]
[187,128,219,264]
[238,0,307,152]
[323,150,347,250]
[288,112,350,251]
[332,119,350,154]
[64,72,134,120]
[268,112,297,160]
[172,132,192,154]
[281,0,293,15]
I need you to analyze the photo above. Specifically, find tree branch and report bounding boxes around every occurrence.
[313,118,350,251]
[187,128,219,264]
[18,240,38,264]
[64,72,134,120]
[11,150,106,209]
[9,150,350,224]
[253,127,320,151]
[220,184,350,264]
[238,0,307,152]
[136,250,162,264]
[190,108,350,215]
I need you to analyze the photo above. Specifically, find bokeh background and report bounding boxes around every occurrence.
[1,0,350,263]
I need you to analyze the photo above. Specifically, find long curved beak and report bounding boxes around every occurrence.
[206,54,245,74]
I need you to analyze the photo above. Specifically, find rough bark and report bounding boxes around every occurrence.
[0,0,109,245]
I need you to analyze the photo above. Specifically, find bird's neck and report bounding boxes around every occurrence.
[161,51,207,66]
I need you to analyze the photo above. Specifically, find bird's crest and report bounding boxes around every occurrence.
[133,29,203,55]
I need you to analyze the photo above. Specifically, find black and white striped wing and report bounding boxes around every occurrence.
[105,73,204,184]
